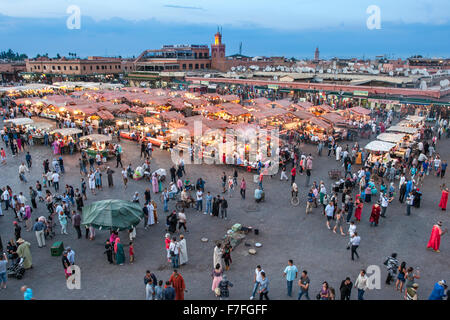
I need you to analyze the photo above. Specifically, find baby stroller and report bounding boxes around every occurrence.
[7,257,26,279]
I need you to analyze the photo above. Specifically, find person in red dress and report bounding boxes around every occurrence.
[427,221,447,253]
[354,195,364,222]
[169,269,186,300]
[438,184,448,211]
[369,203,381,227]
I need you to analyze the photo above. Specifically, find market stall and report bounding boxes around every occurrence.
[50,128,82,154]
[364,140,396,164]
[79,134,114,159]
[27,121,55,144]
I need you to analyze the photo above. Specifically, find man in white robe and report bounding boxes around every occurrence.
[213,243,223,269]
[147,202,155,226]
[179,234,188,265]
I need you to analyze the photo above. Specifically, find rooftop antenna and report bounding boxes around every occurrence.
[239,42,242,55]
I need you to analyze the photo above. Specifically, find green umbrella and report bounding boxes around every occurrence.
[82,199,143,231]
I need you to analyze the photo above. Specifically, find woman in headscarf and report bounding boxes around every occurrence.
[152,173,158,193]
[114,237,125,265]
[354,194,364,222]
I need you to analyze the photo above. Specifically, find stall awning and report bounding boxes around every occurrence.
[96,110,115,120]
[346,106,371,116]
[377,133,406,143]
[51,128,82,135]
[386,126,418,134]
[5,118,34,126]
[364,140,396,152]
[79,134,112,142]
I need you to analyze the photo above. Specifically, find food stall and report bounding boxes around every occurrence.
[28,121,55,144]
[50,128,82,153]
[79,134,114,158]
[364,140,396,164]
[377,133,411,158]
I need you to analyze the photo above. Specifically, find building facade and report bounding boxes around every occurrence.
[134,45,211,71]
[0,62,26,82]
[25,56,124,75]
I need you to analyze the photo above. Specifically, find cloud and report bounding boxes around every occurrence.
[163,5,203,10]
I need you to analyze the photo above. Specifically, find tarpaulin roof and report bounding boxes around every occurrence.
[160,111,185,121]
[96,110,115,120]
[294,101,313,110]
[364,140,396,152]
[377,133,406,143]
[5,118,34,125]
[288,110,313,120]
[219,103,250,116]
[82,199,144,231]
[79,134,112,142]
[346,106,371,116]
[386,126,418,134]
[321,112,347,125]
[308,117,332,129]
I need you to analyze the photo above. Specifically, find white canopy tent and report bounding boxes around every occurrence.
[4,118,34,126]
[51,128,82,136]
[364,140,396,152]
[386,126,418,134]
[79,134,112,143]
[377,133,406,144]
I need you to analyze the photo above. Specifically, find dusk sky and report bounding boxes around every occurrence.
[0,0,449,59]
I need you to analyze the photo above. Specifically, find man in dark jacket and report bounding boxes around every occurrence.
[220,196,228,220]
[163,281,176,300]
[144,270,158,287]
[340,277,353,300]
[170,166,177,183]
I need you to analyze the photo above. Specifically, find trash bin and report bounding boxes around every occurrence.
[51,241,64,256]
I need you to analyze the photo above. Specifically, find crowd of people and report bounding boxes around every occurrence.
[0,94,449,300]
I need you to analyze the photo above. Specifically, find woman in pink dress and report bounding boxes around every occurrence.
[438,184,448,211]
[427,221,447,252]
[16,138,22,152]
[211,264,223,293]
[52,141,59,155]
[152,174,158,193]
